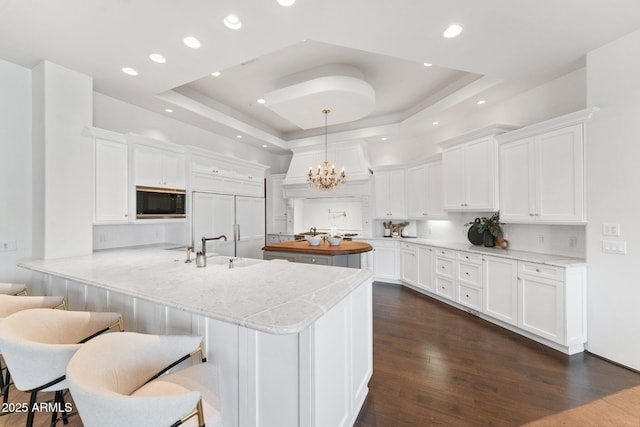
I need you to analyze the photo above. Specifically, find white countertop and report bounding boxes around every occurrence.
[19,247,372,335]
[356,236,586,267]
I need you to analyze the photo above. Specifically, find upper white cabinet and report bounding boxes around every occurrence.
[406,157,446,219]
[498,108,597,223]
[267,173,287,234]
[134,143,185,190]
[373,168,406,219]
[441,127,513,211]
[500,124,584,223]
[88,127,129,224]
[190,147,267,198]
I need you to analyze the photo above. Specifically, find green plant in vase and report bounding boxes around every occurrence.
[476,212,504,247]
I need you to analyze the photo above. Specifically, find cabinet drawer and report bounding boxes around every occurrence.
[435,276,455,301]
[457,251,482,264]
[518,262,564,281]
[434,248,456,259]
[401,242,418,250]
[267,235,281,244]
[435,256,455,279]
[457,262,482,287]
[458,284,482,311]
[370,239,400,249]
[298,255,331,265]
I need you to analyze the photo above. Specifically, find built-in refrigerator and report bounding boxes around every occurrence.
[192,191,265,259]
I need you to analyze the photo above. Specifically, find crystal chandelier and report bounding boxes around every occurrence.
[307,109,346,190]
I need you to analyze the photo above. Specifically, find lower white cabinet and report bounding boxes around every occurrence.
[456,252,483,311]
[417,246,435,292]
[516,261,586,352]
[434,248,456,301]
[362,239,400,282]
[483,256,518,326]
[400,243,418,286]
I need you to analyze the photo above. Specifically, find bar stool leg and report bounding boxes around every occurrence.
[26,390,37,427]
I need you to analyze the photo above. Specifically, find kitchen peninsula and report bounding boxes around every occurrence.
[19,247,373,427]
[263,240,373,268]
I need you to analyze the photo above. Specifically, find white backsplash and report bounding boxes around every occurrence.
[93,223,188,250]
[293,197,364,233]
[417,212,586,258]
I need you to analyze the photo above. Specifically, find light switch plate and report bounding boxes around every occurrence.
[602,223,621,236]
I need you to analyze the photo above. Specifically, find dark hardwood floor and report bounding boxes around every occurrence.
[355,283,640,427]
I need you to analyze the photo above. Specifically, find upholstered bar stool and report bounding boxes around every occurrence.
[67,332,222,427]
[0,308,123,427]
[0,294,66,404]
[0,283,28,296]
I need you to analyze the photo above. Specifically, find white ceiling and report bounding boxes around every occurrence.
[2,0,640,154]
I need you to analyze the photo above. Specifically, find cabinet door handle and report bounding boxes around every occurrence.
[465,272,470,276]
[529,213,534,216]
[465,294,470,298]
[311,258,316,263]
[535,268,540,272]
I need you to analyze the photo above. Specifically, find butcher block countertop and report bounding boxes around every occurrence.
[263,240,373,255]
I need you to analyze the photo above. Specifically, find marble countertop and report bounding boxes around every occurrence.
[355,236,586,267]
[19,247,372,335]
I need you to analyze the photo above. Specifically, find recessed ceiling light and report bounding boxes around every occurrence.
[211,71,221,77]
[262,144,268,148]
[277,0,295,6]
[149,53,166,64]
[236,135,243,139]
[477,99,486,105]
[224,14,242,30]
[257,98,265,104]
[121,67,138,76]
[432,121,439,126]
[381,137,387,141]
[165,108,173,113]
[183,36,201,48]
[423,62,433,67]
[443,24,463,38]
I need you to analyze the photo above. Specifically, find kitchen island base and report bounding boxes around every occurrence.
[29,271,372,427]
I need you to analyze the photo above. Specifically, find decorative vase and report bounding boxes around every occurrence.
[483,231,495,247]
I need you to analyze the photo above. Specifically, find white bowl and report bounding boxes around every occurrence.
[305,235,323,246]
[327,236,343,246]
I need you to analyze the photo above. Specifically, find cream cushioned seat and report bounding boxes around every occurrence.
[67,332,222,427]
[0,308,123,427]
[0,294,65,319]
[0,283,27,296]
[0,294,66,404]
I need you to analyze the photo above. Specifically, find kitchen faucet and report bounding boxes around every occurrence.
[201,235,227,256]
[310,227,317,236]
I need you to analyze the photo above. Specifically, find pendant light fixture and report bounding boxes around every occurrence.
[307,109,346,190]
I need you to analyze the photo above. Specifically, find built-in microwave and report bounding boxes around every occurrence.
[136,187,186,219]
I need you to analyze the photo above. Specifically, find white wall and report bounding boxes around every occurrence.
[0,59,32,282]
[586,29,640,370]
[32,61,93,259]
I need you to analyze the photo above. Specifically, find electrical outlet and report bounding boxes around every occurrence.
[538,235,545,245]
[0,240,17,252]
[602,240,627,254]
[569,236,577,248]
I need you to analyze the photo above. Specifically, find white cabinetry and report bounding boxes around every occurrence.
[267,173,288,234]
[93,137,129,223]
[498,108,597,223]
[373,168,405,219]
[483,255,518,326]
[517,261,586,352]
[400,243,418,286]
[434,248,456,301]
[361,239,400,283]
[406,158,446,219]
[456,252,483,311]
[441,135,501,211]
[190,148,265,198]
[417,246,434,292]
[134,144,185,190]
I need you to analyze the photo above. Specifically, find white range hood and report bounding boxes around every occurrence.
[282,140,372,198]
